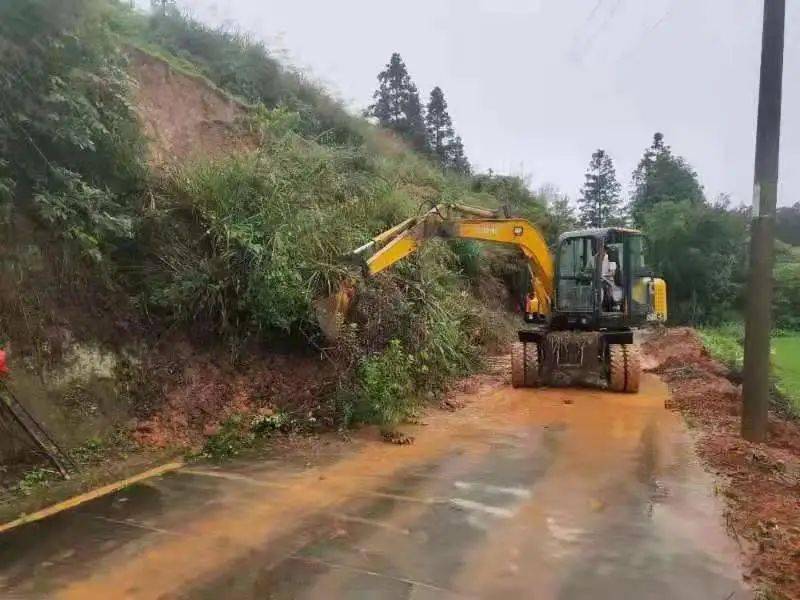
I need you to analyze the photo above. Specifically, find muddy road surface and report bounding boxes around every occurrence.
[0,374,748,599]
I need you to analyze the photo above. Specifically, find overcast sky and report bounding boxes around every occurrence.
[144,0,799,208]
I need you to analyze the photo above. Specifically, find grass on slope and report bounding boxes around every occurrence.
[700,323,800,417]
[698,322,744,371]
[772,335,800,414]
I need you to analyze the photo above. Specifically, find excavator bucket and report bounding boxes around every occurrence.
[314,281,355,342]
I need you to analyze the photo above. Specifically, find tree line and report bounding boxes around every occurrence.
[573,132,800,327]
[574,132,704,229]
[367,53,470,174]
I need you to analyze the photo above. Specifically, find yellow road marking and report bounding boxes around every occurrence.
[0,461,184,535]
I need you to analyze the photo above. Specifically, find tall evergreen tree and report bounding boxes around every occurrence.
[425,86,454,164]
[424,86,470,173]
[578,149,622,227]
[367,53,426,150]
[448,136,471,175]
[630,132,704,225]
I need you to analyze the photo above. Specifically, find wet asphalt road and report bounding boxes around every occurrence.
[0,375,749,599]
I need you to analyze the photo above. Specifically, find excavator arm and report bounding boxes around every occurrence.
[351,204,554,317]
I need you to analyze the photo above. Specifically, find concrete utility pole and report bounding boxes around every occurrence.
[742,0,785,442]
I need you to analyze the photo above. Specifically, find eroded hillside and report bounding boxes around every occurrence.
[129,48,255,167]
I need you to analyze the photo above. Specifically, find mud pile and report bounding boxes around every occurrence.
[643,328,800,599]
[133,345,332,450]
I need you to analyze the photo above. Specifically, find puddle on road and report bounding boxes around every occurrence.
[5,375,747,599]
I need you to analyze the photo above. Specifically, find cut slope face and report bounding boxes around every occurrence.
[128,48,254,167]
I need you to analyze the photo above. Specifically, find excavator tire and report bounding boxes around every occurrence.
[608,344,641,393]
[511,342,525,388]
[524,342,541,387]
[625,345,642,392]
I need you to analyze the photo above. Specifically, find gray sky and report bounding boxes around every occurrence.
[147,0,799,208]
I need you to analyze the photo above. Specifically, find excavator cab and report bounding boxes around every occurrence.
[552,228,666,330]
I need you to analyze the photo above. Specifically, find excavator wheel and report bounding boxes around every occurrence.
[608,344,641,393]
[524,342,541,387]
[511,342,525,388]
[511,342,541,388]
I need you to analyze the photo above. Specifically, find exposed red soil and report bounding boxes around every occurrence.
[128,48,256,168]
[643,327,800,599]
[133,343,332,450]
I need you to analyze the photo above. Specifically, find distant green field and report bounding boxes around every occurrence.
[772,335,800,413]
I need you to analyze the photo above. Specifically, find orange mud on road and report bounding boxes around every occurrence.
[0,375,748,599]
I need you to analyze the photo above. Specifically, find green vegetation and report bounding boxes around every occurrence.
[772,336,800,414]
[368,53,470,172]
[15,467,57,496]
[775,203,800,246]
[630,133,705,225]
[111,2,359,145]
[642,199,747,324]
[0,0,147,269]
[698,323,744,371]
[201,410,297,459]
[773,242,800,330]
[368,53,427,152]
[200,416,253,460]
[700,323,800,416]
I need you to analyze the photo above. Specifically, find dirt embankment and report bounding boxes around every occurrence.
[132,341,332,450]
[643,328,800,599]
[128,48,256,168]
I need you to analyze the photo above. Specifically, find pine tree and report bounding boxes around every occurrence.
[448,136,471,175]
[425,86,454,164]
[367,53,426,150]
[424,86,470,173]
[404,83,426,151]
[578,149,622,228]
[630,132,704,225]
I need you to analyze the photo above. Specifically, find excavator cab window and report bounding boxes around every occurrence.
[556,235,598,313]
[626,233,652,319]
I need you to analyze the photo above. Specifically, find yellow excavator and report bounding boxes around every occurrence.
[326,203,667,393]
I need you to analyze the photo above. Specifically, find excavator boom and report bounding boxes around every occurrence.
[352,204,554,316]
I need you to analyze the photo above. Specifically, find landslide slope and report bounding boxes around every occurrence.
[0,0,539,491]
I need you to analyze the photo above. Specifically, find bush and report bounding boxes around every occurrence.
[641,201,747,324]
[0,0,146,264]
[354,339,417,426]
[200,416,253,459]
